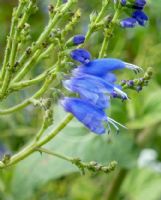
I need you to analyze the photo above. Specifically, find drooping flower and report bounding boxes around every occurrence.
[61,49,142,134]
[63,74,128,108]
[73,58,142,76]
[61,97,108,134]
[70,49,91,64]
[61,97,125,134]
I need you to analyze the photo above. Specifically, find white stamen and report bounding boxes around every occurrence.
[124,62,143,73]
[114,87,129,99]
[108,117,127,129]
[108,119,120,133]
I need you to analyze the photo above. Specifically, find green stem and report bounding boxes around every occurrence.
[0,1,34,96]
[36,147,72,162]
[0,73,55,115]
[36,44,55,63]
[13,49,42,82]
[10,67,56,91]
[13,0,75,82]
[10,0,34,68]
[0,114,73,168]
[99,4,121,58]
[0,1,26,81]
[85,0,110,42]
[105,168,128,200]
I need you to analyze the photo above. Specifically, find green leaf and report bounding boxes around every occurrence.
[122,168,161,200]
[10,107,139,200]
[127,90,161,129]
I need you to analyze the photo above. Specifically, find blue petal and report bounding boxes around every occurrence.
[102,73,117,83]
[61,97,108,134]
[132,10,148,26]
[64,73,128,100]
[73,58,126,77]
[78,89,110,109]
[120,17,138,28]
[64,74,115,94]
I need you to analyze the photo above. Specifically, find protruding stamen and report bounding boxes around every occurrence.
[114,87,129,100]
[124,62,143,74]
[108,119,120,134]
[109,117,127,130]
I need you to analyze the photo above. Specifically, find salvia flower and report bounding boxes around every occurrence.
[61,49,143,134]
[61,97,109,134]
[70,49,91,64]
[73,58,142,76]
[61,98,125,134]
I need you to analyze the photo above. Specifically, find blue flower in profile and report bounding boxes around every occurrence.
[61,50,142,134]
[132,10,148,26]
[120,17,138,28]
[63,74,128,110]
[73,58,142,76]
[61,97,108,134]
[70,49,91,64]
[72,35,85,45]
[64,73,128,102]
[61,97,125,134]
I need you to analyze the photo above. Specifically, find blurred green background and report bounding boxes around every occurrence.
[0,0,161,200]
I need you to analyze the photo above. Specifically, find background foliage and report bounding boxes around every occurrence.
[0,0,161,199]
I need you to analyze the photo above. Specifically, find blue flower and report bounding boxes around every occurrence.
[132,10,148,26]
[73,58,142,76]
[120,17,138,28]
[61,97,108,134]
[72,34,85,45]
[70,49,91,64]
[61,51,141,134]
[63,73,128,107]
[61,97,126,134]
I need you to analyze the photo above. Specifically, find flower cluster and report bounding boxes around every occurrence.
[61,48,142,134]
[120,0,148,28]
